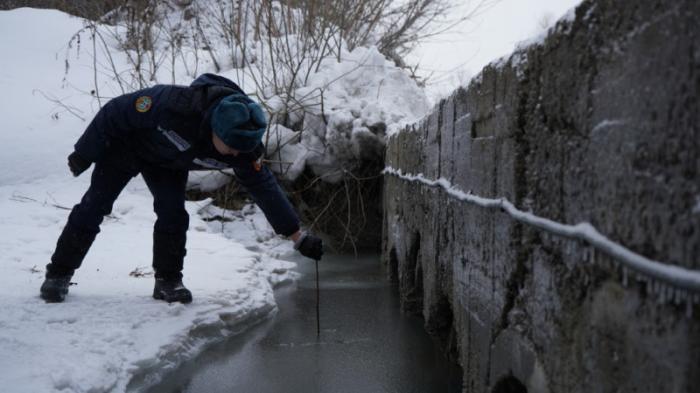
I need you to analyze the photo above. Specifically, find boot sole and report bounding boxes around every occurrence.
[153,289,192,304]
[40,290,67,303]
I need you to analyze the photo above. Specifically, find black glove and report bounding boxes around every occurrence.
[67,151,91,177]
[294,231,323,260]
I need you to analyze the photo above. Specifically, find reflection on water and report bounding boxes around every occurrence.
[147,254,463,393]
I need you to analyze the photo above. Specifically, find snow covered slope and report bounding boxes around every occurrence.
[0,8,296,392]
[266,46,430,183]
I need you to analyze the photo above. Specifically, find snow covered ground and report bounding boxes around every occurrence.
[0,8,299,392]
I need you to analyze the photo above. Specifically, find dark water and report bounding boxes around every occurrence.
[148,254,462,393]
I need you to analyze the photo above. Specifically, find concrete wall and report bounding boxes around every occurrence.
[382,0,700,392]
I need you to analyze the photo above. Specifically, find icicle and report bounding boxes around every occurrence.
[622,267,628,287]
[659,284,668,304]
[674,289,681,305]
[686,299,693,319]
[681,290,689,304]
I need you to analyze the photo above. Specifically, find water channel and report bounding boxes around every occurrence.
[147,254,462,393]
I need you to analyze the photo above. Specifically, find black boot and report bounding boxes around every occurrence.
[153,278,192,304]
[40,275,73,303]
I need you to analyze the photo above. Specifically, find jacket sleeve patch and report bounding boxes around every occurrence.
[135,96,153,113]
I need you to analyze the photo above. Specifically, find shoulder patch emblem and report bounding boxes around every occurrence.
[135,96,153,113]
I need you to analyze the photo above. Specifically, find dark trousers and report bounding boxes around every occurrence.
[47,156,190,280]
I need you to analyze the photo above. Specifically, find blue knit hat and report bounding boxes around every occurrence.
[211,93,267,152]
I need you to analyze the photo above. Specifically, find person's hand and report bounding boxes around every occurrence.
[67,151,91,177]
[294,231,323,260]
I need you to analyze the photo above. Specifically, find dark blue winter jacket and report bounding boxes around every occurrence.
[74,74,300,237]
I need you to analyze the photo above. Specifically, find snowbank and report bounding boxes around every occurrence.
[265,46,430,183]
[0,8,297,392]
[0,179,295,392]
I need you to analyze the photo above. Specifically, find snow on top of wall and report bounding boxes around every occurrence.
[480,2,592,88]
[391,2,586,138]
[485,3,584,79]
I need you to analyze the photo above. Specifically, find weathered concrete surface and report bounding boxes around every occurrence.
[383,1,700,392]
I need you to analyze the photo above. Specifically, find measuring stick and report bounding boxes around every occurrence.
[315,258,320,337]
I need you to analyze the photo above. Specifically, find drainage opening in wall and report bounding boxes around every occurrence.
[426,295,459,363]
[492,375,527,393]
[401,231,424,314]
[388,247,399,283]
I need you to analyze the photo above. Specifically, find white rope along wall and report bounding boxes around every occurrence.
[384,167,700,314]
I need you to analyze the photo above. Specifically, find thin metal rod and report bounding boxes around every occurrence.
[315,258,320,337]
